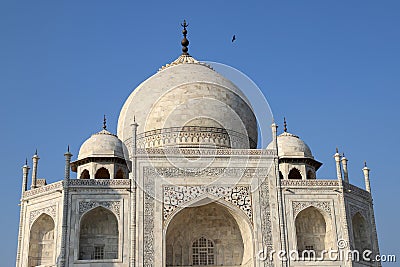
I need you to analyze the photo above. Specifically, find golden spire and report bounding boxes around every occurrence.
[181,20,189,55]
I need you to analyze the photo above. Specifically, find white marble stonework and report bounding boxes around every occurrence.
[16,51,380,267]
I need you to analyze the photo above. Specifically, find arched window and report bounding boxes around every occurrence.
[295,207,327,257]
[307,170,315,180]
[80,169,90,179]
[192,237,215,265]
[279,171,284,180]
[28,214,55,267]
[95,167,110,179]
[352,213,371,253]
[288,168,302,180]
[79,207,118,260]
[115,169,125,179]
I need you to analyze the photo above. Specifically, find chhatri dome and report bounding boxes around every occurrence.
[117,21,257,150]
[77,116,127,160]
[72,116,129,180]
[267,118,313,158]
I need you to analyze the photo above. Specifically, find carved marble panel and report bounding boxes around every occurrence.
[349,203,369,220]
[292,201,332,218]
[29,205,56,226]
[78,201,121,218]
[163,185,252,221]
[144,167,269,178]
[260,179,273,267]
[144,175,155,267]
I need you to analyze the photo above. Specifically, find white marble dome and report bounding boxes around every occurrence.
[117,55,258,149]
[268,131,313,158]
[78,129,127,160]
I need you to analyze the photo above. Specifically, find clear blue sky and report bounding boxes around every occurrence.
[1,1,399,265]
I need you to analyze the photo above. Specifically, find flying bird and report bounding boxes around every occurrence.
[232,35,236,42]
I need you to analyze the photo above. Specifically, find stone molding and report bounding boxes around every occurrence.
[292,201,332,218]
[24,181,63,198]
[135,147,276,156]
[29,205,56,226]
[281,179,339,187]
[144,175,155,267]
[69,179,130,187]
[78,201,121,218]
[23,179,131,198]
[163,185,252,221]
[260,179,273,266]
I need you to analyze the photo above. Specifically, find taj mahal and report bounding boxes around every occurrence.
[16,22,380,267]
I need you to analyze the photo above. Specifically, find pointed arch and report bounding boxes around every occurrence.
[95,167,110,179]
[295,206,333,257]
[288,168,302,180]
[115,168,125,179]
[352,212,371,253]
[28,214,55,266]
[307,170,315,180]
[165,198,253,266]
[80,169,90,179]
[79,206,118,260]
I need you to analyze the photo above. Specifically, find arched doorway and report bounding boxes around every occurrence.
[28,214,55,267]
[295,206,333,257]
[95,167,110,179]
[352,212,371,253]
[80,169,90,179]
[115,168,125,179]
[165,201,253,266]
[79,207,118,260]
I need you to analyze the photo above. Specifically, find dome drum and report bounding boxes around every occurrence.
[133,126,257,149]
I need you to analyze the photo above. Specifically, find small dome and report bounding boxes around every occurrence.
[78,129,127,160]
[268,132,313,158]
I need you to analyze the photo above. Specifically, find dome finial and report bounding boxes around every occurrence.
[283,117,287,132]
[103,115,107,130]
[180,20,189,55]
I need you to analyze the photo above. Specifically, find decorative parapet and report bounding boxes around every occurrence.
[135,126,257,149]
[136,147,276,157]
[68,179,131,188]
[23,179,131,198]
[281,179,339,187]
[281,180,371,199]
[344,182,371,200]
[23,181,63,198]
